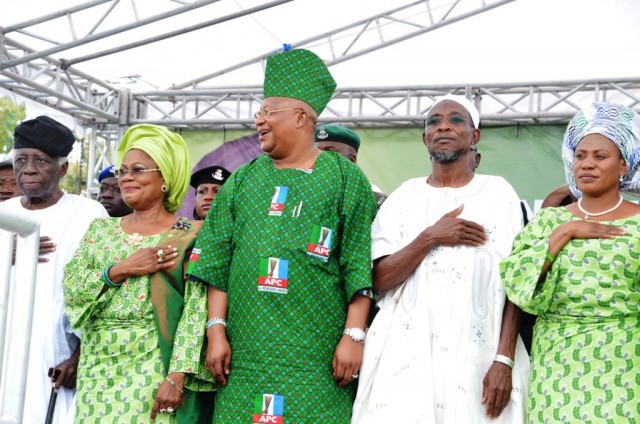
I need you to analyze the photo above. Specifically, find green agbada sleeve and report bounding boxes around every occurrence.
[500,207,565,315]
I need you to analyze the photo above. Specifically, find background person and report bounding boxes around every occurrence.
[352,95,529,423]
[96,164,132,217]
[0,115,108,424]
[188,48,376,423]
[0,151,21,201]
[540,183,575,208]
[63,124,214,423]
[189,165,231,220]
[315,124,387,208]
[500,102,640,423]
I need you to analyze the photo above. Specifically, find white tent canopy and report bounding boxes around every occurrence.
[2,0,640,195]
[1,0,640,128]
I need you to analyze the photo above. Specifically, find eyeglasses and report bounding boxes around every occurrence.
[114,167,162,178]
[253,108,301,119]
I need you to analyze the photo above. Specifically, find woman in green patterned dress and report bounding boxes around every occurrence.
[63,124,214,423]
[500,102,640,423]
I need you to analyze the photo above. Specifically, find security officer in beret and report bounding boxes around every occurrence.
[189,165,231,220]
[0,115,107,424]
[315,124,387,209]
[97,165,133,217]
[315,124,360,163]
[0,151,21,202]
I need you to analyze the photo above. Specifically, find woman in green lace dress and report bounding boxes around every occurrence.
[500,103,640,423]
[63,124,214,423]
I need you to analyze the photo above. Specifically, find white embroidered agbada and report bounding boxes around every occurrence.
[0,193,107,424]
[352,174,529,424]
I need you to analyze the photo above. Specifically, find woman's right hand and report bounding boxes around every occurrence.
[206,326,232,386]
[558,220,626,241]
[109,245,179,283]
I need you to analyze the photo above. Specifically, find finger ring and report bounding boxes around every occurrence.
[351,373,359,379]
[157,249,165,260]
[166,407,174,414]
[159,408,167,414]
[158,258,165,264]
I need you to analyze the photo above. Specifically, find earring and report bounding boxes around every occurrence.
[620,175,624,182]
[161,184,168,193]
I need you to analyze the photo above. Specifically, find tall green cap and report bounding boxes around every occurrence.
[263,49,336,116]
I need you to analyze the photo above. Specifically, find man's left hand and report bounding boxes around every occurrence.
[481,361,512,419]
[332,336,363,387]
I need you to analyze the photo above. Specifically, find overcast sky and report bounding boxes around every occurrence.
[2,0,640,92]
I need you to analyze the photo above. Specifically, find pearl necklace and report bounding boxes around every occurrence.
[577,194,624,220]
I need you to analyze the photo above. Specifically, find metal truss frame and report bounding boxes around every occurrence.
[130,78,640,129]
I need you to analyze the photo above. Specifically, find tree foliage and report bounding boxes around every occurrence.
[0,96,27,153]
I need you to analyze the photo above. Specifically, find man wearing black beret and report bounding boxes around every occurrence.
[189,165,231,220]
[0,115,108,423]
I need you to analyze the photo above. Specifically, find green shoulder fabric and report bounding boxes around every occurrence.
[149,218,211,422]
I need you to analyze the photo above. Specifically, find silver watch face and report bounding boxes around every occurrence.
[345,328,366,341]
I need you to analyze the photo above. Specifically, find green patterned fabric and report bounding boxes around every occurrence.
[500,207,640,423]
[263,49,336,115]
[189,152,376,423]
[64,218,214,423]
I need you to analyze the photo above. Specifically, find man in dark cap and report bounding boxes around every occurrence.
[0,151,21,202]
[97,164,132,217]
[189,165,231,220]
[315,124,360,163]
[315,124,387,208]
[0,115,107,424]
[189,49,376,423]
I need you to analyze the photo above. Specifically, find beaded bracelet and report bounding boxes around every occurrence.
[206,317,227,329]
[165,376,183,394]
[101,264,121,288]
[545,251,556,264]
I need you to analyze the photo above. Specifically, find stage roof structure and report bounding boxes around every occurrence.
[1,0,640,193]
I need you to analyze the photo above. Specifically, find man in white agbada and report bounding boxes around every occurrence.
[352,95,529,423]
[0,116,107,423]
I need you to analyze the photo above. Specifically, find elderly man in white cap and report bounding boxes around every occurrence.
[352,95,529,423]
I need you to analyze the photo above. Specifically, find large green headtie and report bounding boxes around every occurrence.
[263,49,337,116]
[117,124,190,213]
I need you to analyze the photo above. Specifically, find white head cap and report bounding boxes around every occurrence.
[428,94,480,129]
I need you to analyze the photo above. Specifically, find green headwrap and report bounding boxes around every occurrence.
[263,49,336,116]
[117,124,190,213]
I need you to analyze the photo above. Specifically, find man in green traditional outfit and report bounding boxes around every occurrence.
[188,48,376,423]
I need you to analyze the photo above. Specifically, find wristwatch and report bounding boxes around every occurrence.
[343,327,366,342]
